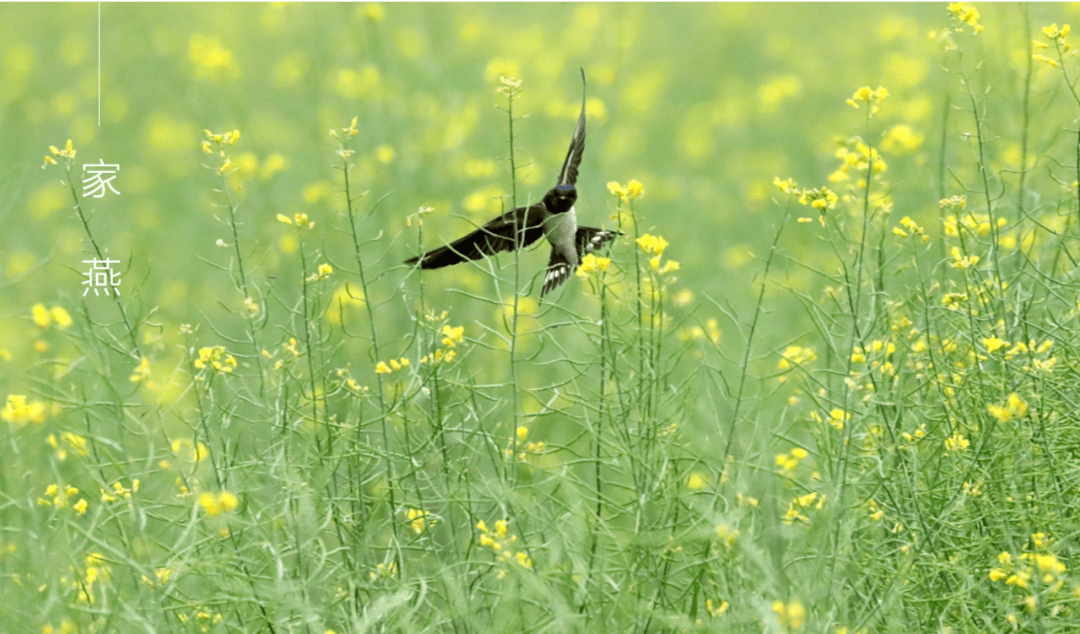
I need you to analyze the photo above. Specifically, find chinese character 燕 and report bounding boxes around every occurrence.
[82,160,121,198]
[82,258,122,296]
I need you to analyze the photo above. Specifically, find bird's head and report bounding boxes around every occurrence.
[544,184,577,213]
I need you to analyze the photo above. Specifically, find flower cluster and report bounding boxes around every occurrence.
[949,246,980,270]
[38,483,88,515]
[1034,23,1074,68]
[202,129,241,174]
[172,438,209,463]
[2,394,47,426]
[810,408,849,431]
[947,3,981,32]
[775,447,809,473]
[334,365,367,394]
[798,187,839,218]
[989,533,1070,615]
[829,139,888,185]
[942,211,1005,239]
[32,304,73,329]
[193,346,237,373]
[277,212,316,230]
[419,312,466,366]
[576,252,611,278]
[100,479,139,503]
[783,491,825,524]
[375,357,410,374]
[846,85,889,113]
[778,345,816,371]
[636,233,679,274]
[477,519,533,572]
[407,508,435,534]
[42,139,76,169]
[505,425,545,461]
[851,339,897,374]
[369,561,398,581]
[76,552,110,604]
[943,431,970,455]
[198,490,239,516]
[772,600,807,630]
[607,179,645,204]
[987,393,1028,423]
[892,216,928,243]
[46,431,89,461]
[306,262,334,283]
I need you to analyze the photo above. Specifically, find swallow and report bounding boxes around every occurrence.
[405,69,618,296]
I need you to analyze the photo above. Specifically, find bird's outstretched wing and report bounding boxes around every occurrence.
[541,247,574,296]
[405,207,544,269]
[541,226,620,296]
[557,69,587,187]
[576,226,619,255]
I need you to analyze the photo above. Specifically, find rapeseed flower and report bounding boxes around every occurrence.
[772,600,806,630]
[635,233,668,256]
[987,393,1027,423]
[576,253,611,278]
[193,346,237,373]
[198,491,239,516]
[2,394,47,426]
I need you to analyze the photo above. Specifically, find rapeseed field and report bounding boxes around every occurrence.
[3,3,1080,632]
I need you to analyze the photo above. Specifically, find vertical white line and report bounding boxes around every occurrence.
[98,2,101,126]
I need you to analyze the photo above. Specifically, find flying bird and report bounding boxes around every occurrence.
[405,69,618,296]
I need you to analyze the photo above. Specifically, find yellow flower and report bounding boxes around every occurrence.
[607,181,629,203]
[441,325,465,348]
[130,357,152,383]
[577,253,612,278]
[778,345,816,370]
[949,246,980,269]
[987,393,1027,423]
[773,176,799,194]
[797,187,838,212]
[51,307,73,329]
[944,431,970,453]
[1041,23,1069,40]
[46,139,77,165]
[407,508,434,534]
[198,491,239,516]
[636,233,669,256]
[982,336,1008,354]
[606,179,644,204]
[376,358,409,374]
[193,346,236,373]
[772,600,806,630]
[1,394,47,426]
[948,3,981,30]
[847,85,889,109]
[32,304,51,328]
[277,212,315,229]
